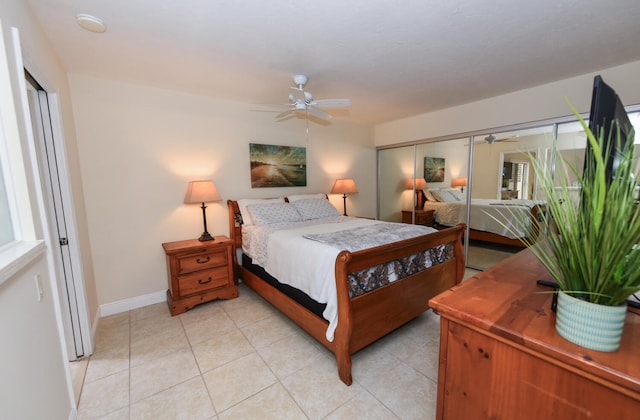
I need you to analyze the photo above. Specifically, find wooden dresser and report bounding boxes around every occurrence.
[401,209,434,226]
[429,250,640,419]
[163,236,237,315]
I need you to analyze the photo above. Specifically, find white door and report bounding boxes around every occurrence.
[25,74,91,359]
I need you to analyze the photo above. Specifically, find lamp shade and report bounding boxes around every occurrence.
[184,180,221,204]
[405,178,428,190]
[331,178,358,194]
[451,178,468,188]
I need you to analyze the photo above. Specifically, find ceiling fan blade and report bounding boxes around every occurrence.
[311,99,351,108]
[275,109,295,120]
[306,106,332,120]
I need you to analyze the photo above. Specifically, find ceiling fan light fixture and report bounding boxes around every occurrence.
[293,74,308,87]
[76,13,106,33]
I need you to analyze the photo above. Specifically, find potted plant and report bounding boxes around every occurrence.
[499,103,640,352]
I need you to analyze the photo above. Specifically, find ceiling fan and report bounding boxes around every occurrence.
[275,74,351,122]
[467,134,518,146]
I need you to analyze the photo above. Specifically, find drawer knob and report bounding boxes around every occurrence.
[198,277,212,285]
[196,256,211,264]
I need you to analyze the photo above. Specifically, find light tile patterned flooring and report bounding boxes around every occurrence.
[78,269,480,419]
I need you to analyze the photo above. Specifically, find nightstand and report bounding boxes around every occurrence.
[401,209,435,226]
[162,236,237,315]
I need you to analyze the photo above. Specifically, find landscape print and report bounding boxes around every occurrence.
[249,143,307,188]
[424,156,445,182]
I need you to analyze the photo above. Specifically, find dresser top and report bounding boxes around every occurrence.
[429,249,640,395]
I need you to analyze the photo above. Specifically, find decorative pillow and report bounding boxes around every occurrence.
[430,190,445,202]
[246,202,302,226]
[292,198,340,220]
[447,189,465,201]
[431,189,458,202]
[286,193,327,202]
[439,190,459,202]
[424,190,437,202]
[237,198,284,226]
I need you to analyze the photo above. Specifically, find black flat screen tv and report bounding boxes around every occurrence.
[585,75,634,184]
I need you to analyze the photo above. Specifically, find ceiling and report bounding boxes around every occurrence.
[27,0,640,125]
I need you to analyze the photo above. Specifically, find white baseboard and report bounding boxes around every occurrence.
[99,290,167,317]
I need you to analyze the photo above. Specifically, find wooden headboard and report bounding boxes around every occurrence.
[227,200,243,250]
[227,195,331,252]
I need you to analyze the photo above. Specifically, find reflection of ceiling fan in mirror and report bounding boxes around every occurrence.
[468,134,518,146]
[274,74,351,122]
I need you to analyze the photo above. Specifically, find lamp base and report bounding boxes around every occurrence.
[198,232,215,242]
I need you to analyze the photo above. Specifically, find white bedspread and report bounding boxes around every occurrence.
[242,216,433,342]
[423,199,542,239]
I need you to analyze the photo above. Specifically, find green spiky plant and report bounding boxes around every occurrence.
[501,102,640,306]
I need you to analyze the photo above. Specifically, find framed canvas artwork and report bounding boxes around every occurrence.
[249,143,307,188]
[424,157,445,182]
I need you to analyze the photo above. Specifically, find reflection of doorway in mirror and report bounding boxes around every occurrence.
[500,152,535,200]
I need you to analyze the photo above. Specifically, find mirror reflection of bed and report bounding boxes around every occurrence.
[378,119,596,273]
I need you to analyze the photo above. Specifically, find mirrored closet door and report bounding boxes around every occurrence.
[378,106,640,273]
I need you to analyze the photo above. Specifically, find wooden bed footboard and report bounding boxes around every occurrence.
[333,225,465,384]
[227,199,466,385]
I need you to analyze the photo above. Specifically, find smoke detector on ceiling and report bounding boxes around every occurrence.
[76,14,106,33]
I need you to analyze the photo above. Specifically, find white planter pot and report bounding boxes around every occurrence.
[555,291,627,352]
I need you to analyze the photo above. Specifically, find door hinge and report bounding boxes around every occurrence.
[59,237,69,246]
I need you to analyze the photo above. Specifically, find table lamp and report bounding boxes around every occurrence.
[331,178,358,216]
[184,180,221,241]
[452,177,467,193]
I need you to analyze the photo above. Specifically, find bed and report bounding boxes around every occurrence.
[227,195,465,385]
[423,190,543,247]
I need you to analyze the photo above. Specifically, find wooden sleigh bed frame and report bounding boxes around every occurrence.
[228,199,466,385]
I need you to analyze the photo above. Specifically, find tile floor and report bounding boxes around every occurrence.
[77,268,480,419]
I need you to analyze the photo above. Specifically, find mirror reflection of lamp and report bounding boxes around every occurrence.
[406,178,428,210]
[451,177,467,193]
[184,180,221,241]
[331,178,358,216]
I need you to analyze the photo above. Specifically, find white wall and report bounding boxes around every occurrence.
[0,1,83,417]
[68,74,375,307]
[1,0,98,323]
[375,60,640,146]
[0,252,71,419]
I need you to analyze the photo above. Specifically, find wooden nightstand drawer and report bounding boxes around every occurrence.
[402,209,435,226]
[177,266,230,296]
[162,236,237,315]
[176,249,227,274]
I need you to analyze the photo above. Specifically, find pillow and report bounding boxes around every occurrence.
[286,193,326,202]
[246,202,302,226]
[447,189,465,201]
[291,198,340,220]
[424,190,437,202]
[237,198,284,226]
[431,189,458,202]
[440,190,460,202]
[430,190,445,202]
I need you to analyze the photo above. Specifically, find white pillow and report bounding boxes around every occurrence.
[430,190,445,202]
[431,190,458,202]
[237,198,284,226]
[424,190,437,202]
[246,202,302,226]
[439,190,459,202]
[286,193,326,202]
[447,189,465,201]
[291,198,340,220]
